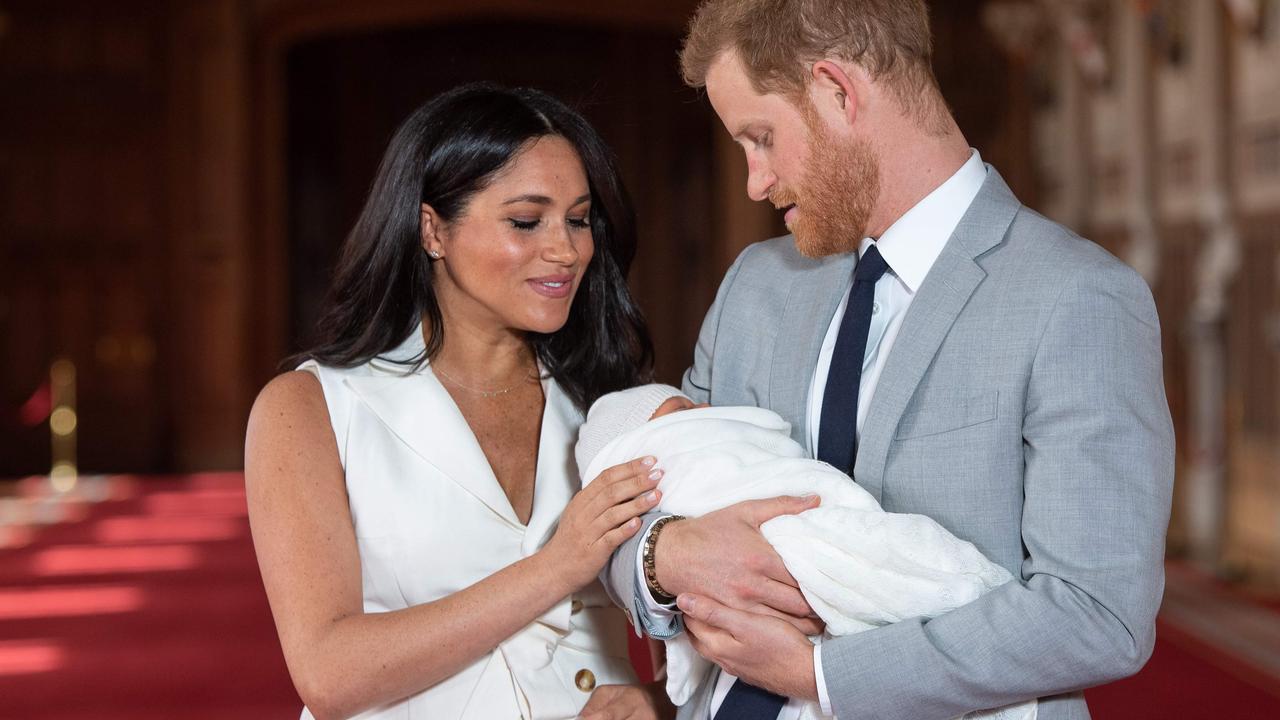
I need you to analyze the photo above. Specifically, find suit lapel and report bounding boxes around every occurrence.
[854,170,1021,502]
[769,251,857,453]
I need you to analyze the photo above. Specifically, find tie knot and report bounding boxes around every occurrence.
[854,244,889,285]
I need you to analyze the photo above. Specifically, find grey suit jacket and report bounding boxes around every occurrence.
[604,169,1174,720]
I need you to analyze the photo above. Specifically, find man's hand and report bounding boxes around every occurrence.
[679,593,819,701]
[655,495,824,634]
[579,682,674,720]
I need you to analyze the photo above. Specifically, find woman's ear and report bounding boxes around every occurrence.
[421,203,444,260]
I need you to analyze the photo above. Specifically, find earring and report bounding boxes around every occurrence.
[428,250,441,259]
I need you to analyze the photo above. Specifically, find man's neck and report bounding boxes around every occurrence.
[866,126,972,238]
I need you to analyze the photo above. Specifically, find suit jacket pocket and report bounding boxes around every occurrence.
[894,390,998,440]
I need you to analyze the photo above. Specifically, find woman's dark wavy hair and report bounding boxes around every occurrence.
[292,82,653,410]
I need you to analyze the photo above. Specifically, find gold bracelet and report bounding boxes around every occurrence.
[642,515,684,604]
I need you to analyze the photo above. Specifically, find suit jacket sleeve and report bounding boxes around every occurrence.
[599,246,752,635]
[680,244,755,404]
[821,258,1175,719]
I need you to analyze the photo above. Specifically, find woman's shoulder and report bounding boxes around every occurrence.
[249,362,377,472]
[250,370,330,432]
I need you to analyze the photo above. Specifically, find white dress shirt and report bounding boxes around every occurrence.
[643,149,988,719]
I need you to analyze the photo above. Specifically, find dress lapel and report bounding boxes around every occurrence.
[853,169,1021,502]
[523,378,583,554]
[769,250,858,454]
[344,328,525,530]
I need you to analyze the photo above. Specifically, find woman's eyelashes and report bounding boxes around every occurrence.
[506,215,591,231]
[508,218,541,230]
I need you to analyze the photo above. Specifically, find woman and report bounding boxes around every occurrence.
[245,83,671,720]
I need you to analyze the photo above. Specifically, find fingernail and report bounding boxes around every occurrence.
[677,594,695,613]
[641,456,656,467]
[648,469,663,481]
[645,490,659,503]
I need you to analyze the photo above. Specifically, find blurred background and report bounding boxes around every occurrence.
[0,0,1277,718]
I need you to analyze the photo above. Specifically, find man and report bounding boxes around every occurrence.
[602,1,1175,719]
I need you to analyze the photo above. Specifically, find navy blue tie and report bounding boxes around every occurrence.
[817,244,889,475]
[714,678,788,720]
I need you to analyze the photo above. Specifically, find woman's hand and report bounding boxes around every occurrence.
[579,682,674,720]
[541,456,662,590]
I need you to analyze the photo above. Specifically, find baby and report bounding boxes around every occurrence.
[576,384,1036,720]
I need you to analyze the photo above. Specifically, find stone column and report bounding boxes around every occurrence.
[1182,0,1241,569]
[1049,0,1094,230]
[1117,2,1160,284]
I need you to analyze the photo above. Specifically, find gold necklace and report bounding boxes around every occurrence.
[432,363,535,398]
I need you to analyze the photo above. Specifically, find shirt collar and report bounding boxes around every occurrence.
[860,149,987,293]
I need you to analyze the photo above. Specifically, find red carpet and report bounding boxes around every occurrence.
[1087,619,1280,718]
[0,474,300,720]
[1,474,1277,719]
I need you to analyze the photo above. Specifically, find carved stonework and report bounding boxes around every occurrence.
[1081,0,1126,224]
[1089,102,1129,226]
[1057,0,1109,84]
[1028,27,1071,223]
[1154,1,1203,223]
[982,1,1044,60]
[1235,0,1280,212]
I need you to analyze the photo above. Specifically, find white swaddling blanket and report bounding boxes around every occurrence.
[581,405,1036,720]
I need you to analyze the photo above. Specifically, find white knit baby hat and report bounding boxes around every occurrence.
[574,383,689,480]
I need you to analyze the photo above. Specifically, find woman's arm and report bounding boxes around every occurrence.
[246,371,659,720]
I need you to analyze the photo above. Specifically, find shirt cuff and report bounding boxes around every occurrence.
[815,643,833,716]
[632,516,683,640]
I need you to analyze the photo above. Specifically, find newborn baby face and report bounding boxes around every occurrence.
[650,396,709,420]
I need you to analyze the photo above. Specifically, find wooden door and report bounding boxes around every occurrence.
[0,1,172,475]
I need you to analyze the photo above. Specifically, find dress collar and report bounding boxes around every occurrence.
[368,323,429,371]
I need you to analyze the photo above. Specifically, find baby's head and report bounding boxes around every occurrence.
[574,384,707,477]
[650,394,702,419]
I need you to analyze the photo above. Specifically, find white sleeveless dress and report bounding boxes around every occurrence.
[297,328,636,719]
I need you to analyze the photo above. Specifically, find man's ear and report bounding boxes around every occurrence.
[809,60,862,128]
[420,203,444,259]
